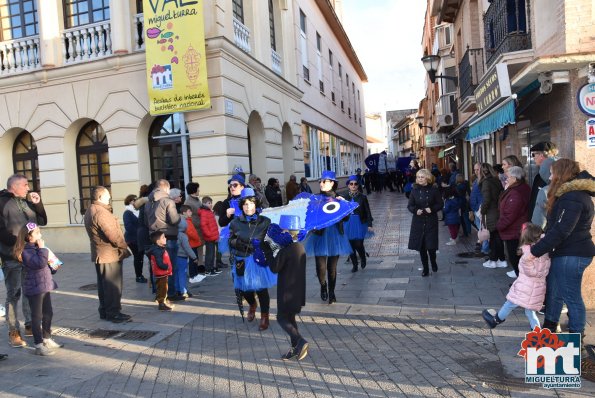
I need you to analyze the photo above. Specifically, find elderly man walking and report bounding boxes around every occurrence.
[84,186,131,323]
[0,174,47,347]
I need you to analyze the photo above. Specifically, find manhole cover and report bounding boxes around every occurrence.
[115,330,158,341]
[53,327,92,338]
[89,329,120,339]
[79,284,97,291]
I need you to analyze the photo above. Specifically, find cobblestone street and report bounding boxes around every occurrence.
[0,191,593,397]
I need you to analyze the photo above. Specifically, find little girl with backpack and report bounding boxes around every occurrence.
[13,222,63,356]
[482,222,551,330]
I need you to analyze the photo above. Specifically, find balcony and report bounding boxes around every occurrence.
[271,48,282,75]
[233,17,251,53]
[435,93,457,128]
[458,48,484,101]
[0,36,41,75]
[62,22,113,64]
[484,0,531,67]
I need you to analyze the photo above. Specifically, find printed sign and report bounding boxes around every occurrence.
[587,118,595,148]
[425,133,447,148]
[144,0,211,115]
[578,83,595,116]
[519,327,581,389]
[474,63,511,115]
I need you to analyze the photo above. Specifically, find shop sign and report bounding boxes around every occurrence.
[587,118,595,148]
[577,83,595,116]
[425,133,447,148]
[144,0,211,115]
[474,63,511,115]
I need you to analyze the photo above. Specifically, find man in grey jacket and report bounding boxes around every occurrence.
[0,175,46,347]
[145,179,181,299]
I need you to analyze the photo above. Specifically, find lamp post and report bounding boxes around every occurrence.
[421,54,458,86]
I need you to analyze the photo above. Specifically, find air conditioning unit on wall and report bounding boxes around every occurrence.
[437,114,453,127]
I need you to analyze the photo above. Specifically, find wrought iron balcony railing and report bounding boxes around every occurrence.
[458,47,484,101]
[484,0,531,67]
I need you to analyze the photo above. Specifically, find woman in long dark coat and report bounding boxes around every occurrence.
[480,163,506,269]
[407,169,443,276]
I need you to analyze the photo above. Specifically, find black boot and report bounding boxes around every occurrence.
[421,264,429,277]
[543,319,561,333]
[328,280,336,304]
[320,283,328,301]
[431,263,438,272]
[350,254,358,272]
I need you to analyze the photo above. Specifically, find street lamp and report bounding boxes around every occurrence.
[414,115,432,130]
[421,54,458,86]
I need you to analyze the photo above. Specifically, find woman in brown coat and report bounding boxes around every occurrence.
[480,163,506,269]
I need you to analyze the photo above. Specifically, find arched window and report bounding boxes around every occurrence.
[76,121,109,211]
[12,130,39,192]
[149,113,190,191]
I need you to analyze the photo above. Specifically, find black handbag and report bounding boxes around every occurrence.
[235,259,246,276]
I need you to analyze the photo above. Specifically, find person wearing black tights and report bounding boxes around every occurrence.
[304,170,352,303]
[407,169,443,276]
[341,175,373,272]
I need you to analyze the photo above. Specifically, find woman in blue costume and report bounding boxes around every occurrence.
[305,170,352,304]
[341,175,374,273]
[228,188,277,330]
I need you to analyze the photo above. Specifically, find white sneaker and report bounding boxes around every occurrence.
[483,260,497,268]
[35,343,55,356]
[506,270,517,278]
[496,260,508,268]
[43,338,64,349]
[445,239,457,246]
[189,275,206,284]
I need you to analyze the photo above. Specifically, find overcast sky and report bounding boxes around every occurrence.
[341,0,427,114]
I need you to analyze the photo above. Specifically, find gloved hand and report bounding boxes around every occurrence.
[230,238,253,253]
[252,240,267,266]
[297,230,308,242]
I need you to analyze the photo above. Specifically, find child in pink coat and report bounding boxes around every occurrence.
[482,223,551,330]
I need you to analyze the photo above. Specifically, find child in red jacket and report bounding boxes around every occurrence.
[198,196,222,276]
[147,231,174,311]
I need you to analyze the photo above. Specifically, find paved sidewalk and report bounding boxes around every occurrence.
[0,191,593,397]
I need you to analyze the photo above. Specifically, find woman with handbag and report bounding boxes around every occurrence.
[480,163,506,269]
[228,188,276,331]
[407,169,443,276]
[304,170,352,303]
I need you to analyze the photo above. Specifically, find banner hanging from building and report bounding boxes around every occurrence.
[143,0,211,115]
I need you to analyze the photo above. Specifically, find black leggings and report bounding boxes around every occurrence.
[315,255,338,292]
[243,289,270,314]
[489,230,506,261]
[277,312,302,347]
[27,292,53,345]
[419,240,437,271]
[349,240,367,265]
[504,239,520,275]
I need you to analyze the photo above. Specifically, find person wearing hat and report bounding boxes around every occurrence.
[228,188,276,331]
[528,141,558,219]
[218,174,246,228]
[341,175,373,272]
[263,214,309,361]
[304,170,352,304]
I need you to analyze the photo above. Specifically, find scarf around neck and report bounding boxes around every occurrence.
[125,204,139,217]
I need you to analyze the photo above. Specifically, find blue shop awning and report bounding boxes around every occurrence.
[465,98,516,143]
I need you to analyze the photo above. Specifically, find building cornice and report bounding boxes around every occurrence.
[315,0,368,82]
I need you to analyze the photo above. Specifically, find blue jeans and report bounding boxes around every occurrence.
[545,256,592,333]
[2,259,32,331]
[498,300,540,330]
[166,239,178,296]
[175,257,188,294]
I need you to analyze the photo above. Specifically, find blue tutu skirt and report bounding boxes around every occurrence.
[344,215,373,240]
[305,223,352,257]
[232,255,277,291]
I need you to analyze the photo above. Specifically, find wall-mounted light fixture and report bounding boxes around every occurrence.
[421,55,458,86]
[293,135,303,150]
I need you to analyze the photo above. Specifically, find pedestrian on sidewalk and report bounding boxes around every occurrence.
[483,223,550,330]
[0,174,46,347]
[529,159,595,335]
[229,188,276,331]
[123,194,147,284]
[84,186,132,323]
[197,196,222,276]
[470,163,489,255]
[175,206,199,299]
[146,231,174,311]
[407,169,443,277]
[341,175,373,272]
[304,170,352,303]
[264,215,309,361]
[443,187,461,246]
[135,183,156,293]
[480,163,506,269]
[184,182,205,278]
[496,166,531,278]
[13,222,64,355]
